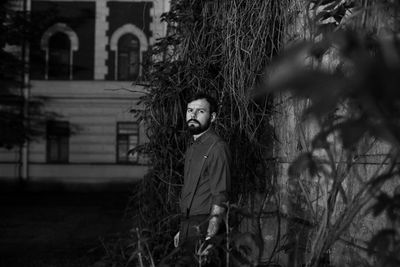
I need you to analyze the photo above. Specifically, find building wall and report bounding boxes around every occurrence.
[29,81,147,162]
[106,1,153,80]
[0,0,169,186]
[0,81,150,183]
[30,1,96,80]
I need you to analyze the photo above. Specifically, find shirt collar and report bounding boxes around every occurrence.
[191,128,213,145]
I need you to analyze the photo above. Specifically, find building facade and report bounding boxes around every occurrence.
[0,0,169,188]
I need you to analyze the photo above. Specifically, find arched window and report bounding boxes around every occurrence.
[110,24,148,81]
[117,34,140,80]
[41,23,79,80]
[48,32,70,80]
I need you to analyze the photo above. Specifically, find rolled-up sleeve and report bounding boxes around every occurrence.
[209,141,231,207]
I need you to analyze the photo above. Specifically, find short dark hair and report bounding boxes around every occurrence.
[187,92,218,114]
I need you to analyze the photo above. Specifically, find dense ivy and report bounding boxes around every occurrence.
[130,0,290,263]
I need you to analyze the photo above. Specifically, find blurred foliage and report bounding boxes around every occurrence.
[264,0,400,266]
[0,1,56,149]
[0,0,30,148]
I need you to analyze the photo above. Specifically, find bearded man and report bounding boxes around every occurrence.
[174,93,231,266]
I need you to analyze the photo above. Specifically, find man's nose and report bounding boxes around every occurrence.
[190,111,198,118]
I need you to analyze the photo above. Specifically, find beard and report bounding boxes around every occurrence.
[187,118,211,135]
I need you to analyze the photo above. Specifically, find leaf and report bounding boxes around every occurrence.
[316,23,338,36]
[386,193,400,222]
[312,130,330,149]
[232,232,260,266]
[288,152,317,178]
[368,229,397,255]
[310,40,330,60]
[315,11,334,22]
[321,1,340,12]
[344,1,355,9]
[332,4,347,23]
[368,193,391,217]
[337,119,367,149]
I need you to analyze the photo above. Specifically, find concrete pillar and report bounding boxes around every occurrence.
[94,0,109,80]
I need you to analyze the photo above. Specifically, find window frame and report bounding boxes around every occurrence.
[117,34,140,81]
[109,24,148,81]
[48,32,71,80]
[116,121,140,164]
[40,23,79,80]
[46,120,70,163]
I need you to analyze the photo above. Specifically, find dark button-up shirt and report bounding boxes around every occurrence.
[180,129,231,216]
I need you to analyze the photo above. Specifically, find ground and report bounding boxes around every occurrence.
[0,184,135,267]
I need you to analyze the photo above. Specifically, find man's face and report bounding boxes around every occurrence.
[186,98,216,135]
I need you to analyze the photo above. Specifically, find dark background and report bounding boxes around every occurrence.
[0,182,134,267]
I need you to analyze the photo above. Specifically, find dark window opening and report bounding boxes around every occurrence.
[117,122,139,163]
[48,32,70,79]
[117,34,140,80]
[47,120,69,163]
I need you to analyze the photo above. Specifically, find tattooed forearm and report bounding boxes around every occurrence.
[206,204,226,238]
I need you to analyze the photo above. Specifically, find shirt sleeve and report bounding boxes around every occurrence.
[208,141,231,207]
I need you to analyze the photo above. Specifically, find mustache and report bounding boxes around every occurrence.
[187,119,200,124]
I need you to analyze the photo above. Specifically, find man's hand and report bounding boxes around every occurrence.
[174,231,180,248]
[197,237,214,264]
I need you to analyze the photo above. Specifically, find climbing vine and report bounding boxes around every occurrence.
[130,0,291,262]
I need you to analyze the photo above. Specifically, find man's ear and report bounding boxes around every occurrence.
[211,112,216,123]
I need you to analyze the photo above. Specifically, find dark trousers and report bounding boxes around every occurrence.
[175,214,225,267]
[175,214,209,267]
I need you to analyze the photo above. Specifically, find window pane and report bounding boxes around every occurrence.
[129,51,140,79]
[118,34,140,80]
[49,32,70,49]
[117,122,138,163]
[49,32,70,79]
[118,52,129,80]
[119,35,139,51]
[129,136,138,147]
[48,138,59,161]
[47,120,69,163]
[59,137,69,162]
[118,123,138,134]
[117,136,128,162]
